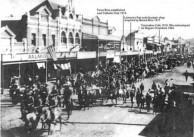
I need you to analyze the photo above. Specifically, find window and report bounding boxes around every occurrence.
[31,33,36,46]
[75,33,80,44]
[42,34,46,46]
[68,32,74,44]
[61,31,66,44]
[52,35,55,46]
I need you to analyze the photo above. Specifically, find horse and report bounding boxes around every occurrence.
[40,106,62,135]
[10,85,22,105]
[24,107,40,133]
[87,89,97,107]
[141,70,147,80]
[61,86,73,119]
[118,88,127,104]
[78,89,90,110]
[105,88,118,105]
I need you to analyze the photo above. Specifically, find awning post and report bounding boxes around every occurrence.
[45,62,47,83]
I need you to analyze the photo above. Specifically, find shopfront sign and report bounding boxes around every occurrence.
[3,53,48,62]
[27,54,47,60]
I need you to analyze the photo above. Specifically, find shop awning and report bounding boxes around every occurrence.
[82,33,98,40]
[83,33,120,41]
[98,35,120,41]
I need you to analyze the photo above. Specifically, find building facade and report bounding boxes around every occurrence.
[1,0,83,89]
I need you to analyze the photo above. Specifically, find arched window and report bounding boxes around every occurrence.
[68,32,74,44]
[75,33,80,44]
[69,14,73,19]
[61,31,66,44]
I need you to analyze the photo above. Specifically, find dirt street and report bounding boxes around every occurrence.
[1,64,193,137]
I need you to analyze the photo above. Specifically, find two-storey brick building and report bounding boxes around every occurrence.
[1,0,82,88]
[1,0,121,89]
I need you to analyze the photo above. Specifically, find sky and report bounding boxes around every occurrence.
[1,0,194,40]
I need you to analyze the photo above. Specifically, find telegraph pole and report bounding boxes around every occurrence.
[122,15,124,51]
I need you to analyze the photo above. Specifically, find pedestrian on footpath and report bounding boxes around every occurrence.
[140,95,145,110]
[169,78,174,89]
[146,92,152,112]
[184,70,188,82]
[152,93,158,115]
[136,88,141,108]
[151,81,157,91]
[130,89,135,108]
[140,82,144,93]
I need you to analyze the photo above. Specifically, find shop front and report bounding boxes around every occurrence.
[2,53,47,89]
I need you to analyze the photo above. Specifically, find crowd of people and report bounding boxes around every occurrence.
[8,53,194,133]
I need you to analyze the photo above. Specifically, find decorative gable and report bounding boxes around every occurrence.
[37,5,52,15]
[93,16,100,22]
[1,26,16,39]
[30,0,54,16]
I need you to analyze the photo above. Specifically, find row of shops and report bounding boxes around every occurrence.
[0,50,162,89]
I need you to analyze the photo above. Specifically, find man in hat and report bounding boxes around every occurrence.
[151,82,157,91]
[25,89,35,114]
[146,92,152,112]
[136,88,141,108]
[26,75,33,88]
[169,78,174,89]
[140,82,144,93]
[62,85,72,108]
[130,88,135,108]
[39,84,48,105]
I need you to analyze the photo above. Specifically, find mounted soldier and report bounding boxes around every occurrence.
[39,84,48,106]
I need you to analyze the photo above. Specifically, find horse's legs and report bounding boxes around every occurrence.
[59,117,62,131]
[48,122,51,135]
[106,97,108,103]
[41,120,45,129]
[83,101,86,111]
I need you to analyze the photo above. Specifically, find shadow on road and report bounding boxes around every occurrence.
[62,121,147,126]
[139,82,194,137]
[1,127,46,137]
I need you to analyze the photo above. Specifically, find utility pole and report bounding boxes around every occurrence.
[159,29,161,57]
[122,15,124,51]
[130,22,132,51]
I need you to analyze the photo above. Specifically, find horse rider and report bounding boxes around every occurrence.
[62,84,72,108]
[34,75,41,89]
[39,84,48,106]
[26,75,33,88]
[21,89,35,120]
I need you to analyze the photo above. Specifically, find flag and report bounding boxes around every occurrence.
[65,64,69,69]
[61,64,66,70]
[67,63,71,68]
[113,56,121,63]
[37,63,45,69]
[54,64,61,69]
[42,63,45,69]
[54,64,57,69]
[47,45,57,61]
[37,63,42,69]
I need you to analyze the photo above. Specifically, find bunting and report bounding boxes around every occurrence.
[47,45,57,61]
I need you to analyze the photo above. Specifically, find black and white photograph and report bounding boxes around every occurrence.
[0,0,194,136]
